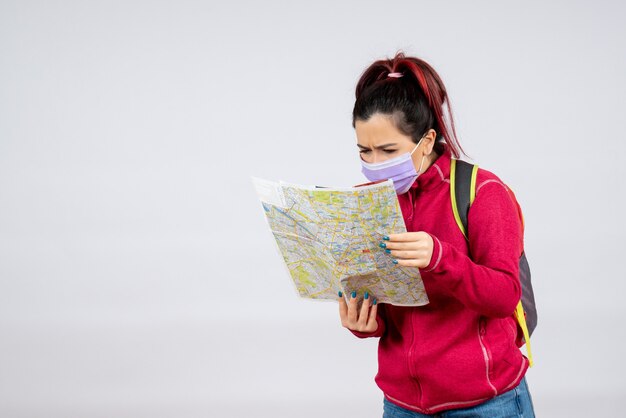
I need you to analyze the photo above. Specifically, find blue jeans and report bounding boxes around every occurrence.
[383,377,535,418]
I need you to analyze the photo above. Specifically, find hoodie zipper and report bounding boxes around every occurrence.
[406,188,415,224]
[407,309,423,404]
[478,317,498,396]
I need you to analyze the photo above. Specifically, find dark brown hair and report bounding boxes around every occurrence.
[352,51,465,158]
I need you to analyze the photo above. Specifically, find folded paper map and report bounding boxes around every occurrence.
[252,177,429,306]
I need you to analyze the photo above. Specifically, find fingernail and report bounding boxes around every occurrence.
[338,291,343,297]
[351,291,357,298]
[373,299,378,305]
[383,235,389,240]
[379,242,386,248]
[364,291,369,300]
[392,259,398,264]
[384,249,391,254]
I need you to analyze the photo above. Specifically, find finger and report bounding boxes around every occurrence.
[396,258,427,269]
[383,237,431,250]
[366,300,379,331]
[386,232,424,242]
[388,250,421,260]
[347,291,358,323]
[381,241,416,251]
[338,291,348,325]
[357,292,371,329]
[385,248,428,260]
[382,239,432,251]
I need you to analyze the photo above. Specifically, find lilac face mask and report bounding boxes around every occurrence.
[360,136,426,194]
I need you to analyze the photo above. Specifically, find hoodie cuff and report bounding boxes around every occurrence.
[422,233,443,273]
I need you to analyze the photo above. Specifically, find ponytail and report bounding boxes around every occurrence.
[353,51,465,159]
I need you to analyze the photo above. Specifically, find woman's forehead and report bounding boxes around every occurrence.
[355,113,413,145]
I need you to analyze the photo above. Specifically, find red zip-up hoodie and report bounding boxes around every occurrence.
[351,146,529,414]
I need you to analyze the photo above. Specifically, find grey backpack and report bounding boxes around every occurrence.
[450,159,537,365]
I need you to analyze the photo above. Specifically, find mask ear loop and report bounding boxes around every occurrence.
[409,139,422,156]
[410,132,428,155]
[411,133,428,174]
[416,155,426,175]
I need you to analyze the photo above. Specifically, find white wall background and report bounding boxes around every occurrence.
[1,1,624,417]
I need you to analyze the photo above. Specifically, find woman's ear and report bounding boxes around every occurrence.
[423,129,437,155]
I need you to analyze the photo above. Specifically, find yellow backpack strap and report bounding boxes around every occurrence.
[450,159,479,240]
[469,164,478,205]
[450,159,467,239]
[515,301,534,367]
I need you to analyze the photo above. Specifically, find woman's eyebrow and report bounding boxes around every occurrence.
[357,142,398,150]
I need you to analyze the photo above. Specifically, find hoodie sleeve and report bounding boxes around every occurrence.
[421,178,522,318]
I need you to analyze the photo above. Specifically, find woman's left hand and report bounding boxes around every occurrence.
[382,232,434,269]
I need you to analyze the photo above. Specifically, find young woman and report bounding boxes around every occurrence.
[338,52,536,417]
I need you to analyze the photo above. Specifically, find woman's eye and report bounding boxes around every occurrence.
[383,149,397,154]
[359,149,370,154]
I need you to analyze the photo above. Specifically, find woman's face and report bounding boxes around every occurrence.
[355,113,427,166]
[354,113,437,171]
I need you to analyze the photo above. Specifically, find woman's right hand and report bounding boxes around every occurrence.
[338,291,378,333]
